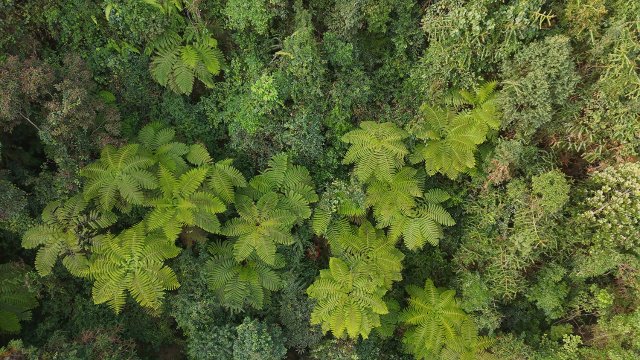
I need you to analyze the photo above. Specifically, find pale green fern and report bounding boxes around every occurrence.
[410,82,500,179]
[399,279,468,359]
[342,121,409,183]
[147,166,226,240]
[80,144,157,211]
[88,223,180,313]
[307,257,389,339]
[22,195,115,276]
[205,241,283,311]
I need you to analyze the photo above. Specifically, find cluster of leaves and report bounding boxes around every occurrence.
[400,279,494,359]
[5,0,640,359]
[0,263,38,333]
[148,27,223,95]
[409,82,500,179]
[205,153,318,311]
[338,120,457,250]
[112,0,226,95]
[22,123,243,313]
[456,170,571,304]
[307,222,404,339]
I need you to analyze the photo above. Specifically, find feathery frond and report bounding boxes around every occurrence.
[149,31,223,95]
[342,121,409,183]
[88,224,180,313]
[307,257,389,339]
[399,279,469,359]
[205,241,284,311]
[147,166,226,240]
[22,195,114,276]
[81,144,157,211]
[410,82,500,179]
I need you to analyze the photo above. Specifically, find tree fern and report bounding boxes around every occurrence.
[22,195,115,276]
[244,153,318,218]
[147,166,226,240]
[80,144,157,211]
[209,159,247,204]
[394,194,456,251]
[22,125,248,313]
[0,263,38,333]
[205,241,283,311]
[224,153,317,265]
[307,257,389,339]
[138,122,189,174]
[365,166,424,228]
[410,82,500,179]
[441,320,496,360]
[223,193,297,266]
[363,166,455,251]
[342,121,409,183]
[326,220,404,288]
[149,29,223,95]
[399,279,469,359]
[88,223,180,313]
[306,221,404,339]
[311,178,367,237]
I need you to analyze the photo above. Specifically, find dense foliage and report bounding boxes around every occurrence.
[1,0,639,359]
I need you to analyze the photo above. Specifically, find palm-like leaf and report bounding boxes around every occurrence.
[88,224,180,313]
[22,195,114,276]
[366,167,423,227]
[147,166,226,240]
[205,241,284,311]
[441,320,496,360]
[399,279,468,359]
[138,122,190,174]
[81,144,157,211]
[209,159,247,204]
[328,221,404,288]
[307,257,389,339]
[342,121,409,183]
[149,31,223,95]
[224,193,297,266]
[410,82,500,179]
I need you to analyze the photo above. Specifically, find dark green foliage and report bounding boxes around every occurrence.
[456,171,571,302]
[277,277,324,352]
[149,29,223,95]
[3,0,640,358]
[233,317,287,360]
[0,263,38,333]
[500,36,579,139]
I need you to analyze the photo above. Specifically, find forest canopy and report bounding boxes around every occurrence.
[1,0,639,359]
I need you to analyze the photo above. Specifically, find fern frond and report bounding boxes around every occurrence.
[148,166,224,239]
[208,159,247,204]
[81,144,156,210]
[149,30,224,95]
[342,121,409,183]
[88,224,180,313]
[410,83,500,179]
[307,257,389,339]
[205,241,283,311]
[400,279,470,359]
